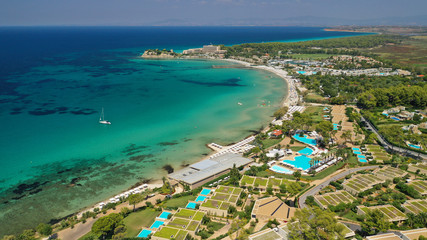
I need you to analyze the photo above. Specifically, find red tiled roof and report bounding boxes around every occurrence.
[272,130,283,136]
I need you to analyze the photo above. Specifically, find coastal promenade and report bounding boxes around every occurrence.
[298,165,379,209]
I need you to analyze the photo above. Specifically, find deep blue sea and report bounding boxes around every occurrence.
[0,26,367,235]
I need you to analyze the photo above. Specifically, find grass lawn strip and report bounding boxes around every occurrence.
[153,227,180,239]
[174,209,196,219]
[324,196,338,205]
[334,193,350,203]
[411,201,427,212]
[220,202,230,210]
[378,207,395,220]
[404,204,420,214]
[163,195,196,209]
[268,178,282,186]
[232,188,242,195]
[193,211,205,221]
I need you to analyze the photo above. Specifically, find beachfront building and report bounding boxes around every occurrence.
[182,45,226,55]
[168,153,252,189]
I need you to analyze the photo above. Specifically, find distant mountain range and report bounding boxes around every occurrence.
[147,15,427,26]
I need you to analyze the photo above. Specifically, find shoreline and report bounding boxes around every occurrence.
[66,57,295,224]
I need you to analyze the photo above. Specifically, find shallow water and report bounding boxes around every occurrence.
[0,26,368,235]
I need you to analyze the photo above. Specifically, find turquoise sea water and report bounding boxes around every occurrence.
[0,26,368,235]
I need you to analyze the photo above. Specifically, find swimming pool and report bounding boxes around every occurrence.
[409,144,421,149]
[270,165,294,174]
[382,113,389,116]
[298,147,314,156]
[293,134,317,146]
[186,202,196,209]
[391,117,401,121]
[358,159,367,163]
[137,229,152,238]
[283,155,311,170]
[150,220,165,229]
[353,151,362,155]
[357,155,366,159]
[297,71,306,74]
[200,188,211,195]
[333,127,338,130]
[352,147,360,151]
[324,115,329,118]
[158,211,171,220]
[195,195,207,202]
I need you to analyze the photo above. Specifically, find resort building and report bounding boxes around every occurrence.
[248,225,289,240]
[408,163,427,175]
[342,174,385,195]
[367,228,427,240]
[168,153,252,189]
[251,196,296,221]
[357,205,407,222]
[182,45,226,55]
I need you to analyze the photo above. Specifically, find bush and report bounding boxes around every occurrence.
[36,223,52,236]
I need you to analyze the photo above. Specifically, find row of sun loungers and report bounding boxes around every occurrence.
[209,136,256,158]
[98,184,149,208]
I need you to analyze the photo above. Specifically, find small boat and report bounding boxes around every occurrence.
[99,108,111,125]
[238,102,243,106]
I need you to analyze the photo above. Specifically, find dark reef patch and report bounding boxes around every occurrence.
[69,108,97,115]
[158,141,178,146]
[128,154,154,163]
[181,78,245,87]
[28,108,57,116]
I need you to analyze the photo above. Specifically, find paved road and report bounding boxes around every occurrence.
[298,166,378,208]
[361,116,427,161]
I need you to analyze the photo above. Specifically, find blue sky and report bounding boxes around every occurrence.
[0,0,426,26]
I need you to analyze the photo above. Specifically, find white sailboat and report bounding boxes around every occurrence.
[99,108,111,125]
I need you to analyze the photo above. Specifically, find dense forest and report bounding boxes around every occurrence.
[224,35,404,58]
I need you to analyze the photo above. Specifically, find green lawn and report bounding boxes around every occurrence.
[290,146,306,151]
[220,202,230,210]
[175,230,189,240]
[153,227,180,239]
[123,208,161,238]
[162,195,195,209]
[262,138,282,149]
[304,162,345,180]
[304,106,325,123]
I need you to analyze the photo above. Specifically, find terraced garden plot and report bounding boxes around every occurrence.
[153,227,180,239]
[315,190,356,208]
[228,195,238,203]
[193,212,205,221]
[268,178,283,186]
[344,174,385,194]
[254,178,268,187]
[220,202,230,210]
[217,185,237,194]
[358,205,406,222]
[186,221,199,232]
[201,199,222,209]
[175,230,188,240]
[408,164,427,175]
[212,193,231,201]
[232,188,242,195]
[409,181,427,195]
[168,218,190,230]
[174,209,196,219]
[241,175,255,185]
[375,167,407,180]
[403,200,427,214]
